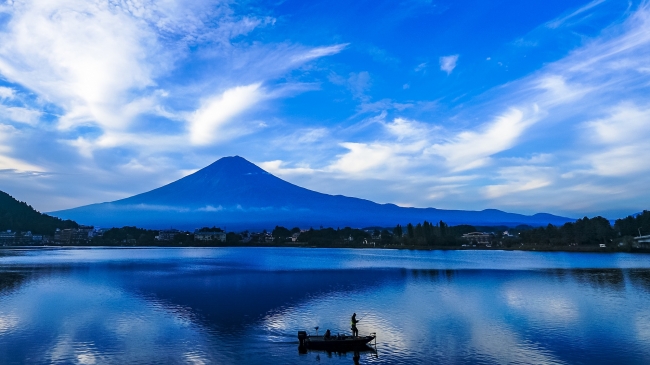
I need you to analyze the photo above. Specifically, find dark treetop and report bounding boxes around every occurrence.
[0,190,78,235]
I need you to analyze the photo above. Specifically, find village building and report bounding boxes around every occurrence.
[156,229,179,241]
[0,230,17,245]
[462,232,493,245]
[194,231,226,242]
[634,235,650,249]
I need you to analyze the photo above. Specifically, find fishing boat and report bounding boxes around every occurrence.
[298,331,376,351]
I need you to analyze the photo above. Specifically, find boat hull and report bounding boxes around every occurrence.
[300,335,375,351]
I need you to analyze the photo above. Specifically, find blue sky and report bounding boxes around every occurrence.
[0,0,649,219]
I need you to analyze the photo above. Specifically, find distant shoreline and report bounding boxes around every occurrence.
[2,244,649,254]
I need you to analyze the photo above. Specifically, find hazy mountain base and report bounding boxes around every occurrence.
[51,203,574,231]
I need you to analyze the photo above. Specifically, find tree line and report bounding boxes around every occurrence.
[270,221,492,247]
[519,211,650,246]
[391,221,478,246]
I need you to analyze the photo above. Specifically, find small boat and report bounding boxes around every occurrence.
[298,331,376,351]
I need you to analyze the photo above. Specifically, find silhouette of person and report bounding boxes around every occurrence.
[351,313,360,337]
[324,329,331,339]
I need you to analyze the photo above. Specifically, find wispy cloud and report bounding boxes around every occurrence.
[188,83,264,145]
[414,62,427,72]
[0,124,42,171]
[546,0,607,29]
[0,87,15,99]
[427,106,541,171]
[484,166,554,199]
[581,103,650,177]
[439,55,459,74]
[290,44,348,63]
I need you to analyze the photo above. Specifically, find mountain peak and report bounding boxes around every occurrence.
[201,156,267,176]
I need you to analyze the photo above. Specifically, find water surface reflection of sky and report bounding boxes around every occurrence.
[1,248,650,364]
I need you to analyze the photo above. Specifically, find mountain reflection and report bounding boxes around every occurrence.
[117,268,401,331]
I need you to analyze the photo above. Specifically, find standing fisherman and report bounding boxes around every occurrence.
[350,313,360,337]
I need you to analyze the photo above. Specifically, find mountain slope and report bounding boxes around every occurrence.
[0,190,78,234]
[50,156,574,230]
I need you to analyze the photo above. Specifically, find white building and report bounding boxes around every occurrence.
[462,232,493,244]
[634,235,650,249]
[194,231,226,242]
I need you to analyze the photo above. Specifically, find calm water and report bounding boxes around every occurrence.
[2,248,650,364]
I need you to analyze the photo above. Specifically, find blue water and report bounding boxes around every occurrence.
[1,247,650,364]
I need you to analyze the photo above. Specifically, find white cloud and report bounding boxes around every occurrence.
[501,153,553,165]
[347,71,371,99]
[291,128,330,145]
[0,0,166,131]
[329,142,397,174]
[0,153,41,171]
[426,106,540,171]
[290,44,348,64]
[414,62,427,72]
[581,103,650,177]
[546,0,607,29]
[484,166,554,199]
[328,136,428,176]
[197,205,224,212]
[534,75,591,106]
[0,124,42,171]
[384,117,430,141]
[0,105,41,125]
[586,103,650,145]
[355,99,413,116]
[188,83,264,145]
[439,55,459,74]
[259,160,317,176]
[0,86,15,99]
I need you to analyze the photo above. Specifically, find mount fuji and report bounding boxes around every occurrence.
[50,156,574,230]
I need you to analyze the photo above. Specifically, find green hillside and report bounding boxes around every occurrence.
[0,191,78,234]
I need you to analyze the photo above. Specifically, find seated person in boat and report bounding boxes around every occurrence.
[324,329,331,340]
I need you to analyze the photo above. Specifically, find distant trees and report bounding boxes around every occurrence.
[198,226,224,232]
[518,213,650,246]
[391,220,476,246]
[393,224,403,238]
[404,223,413,238]
[270,226,301,243]
[92,226,157,246]
[272,226,292,240]
[226,232,242,244]
[0,190,78,234]
[615,210,650,237]
[296,226,371,246]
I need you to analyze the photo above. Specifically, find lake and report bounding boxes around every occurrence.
[1,247,650,364]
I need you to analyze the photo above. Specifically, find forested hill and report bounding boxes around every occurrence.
[0,190,78,234]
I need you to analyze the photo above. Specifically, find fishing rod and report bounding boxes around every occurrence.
[356,313,370,321]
